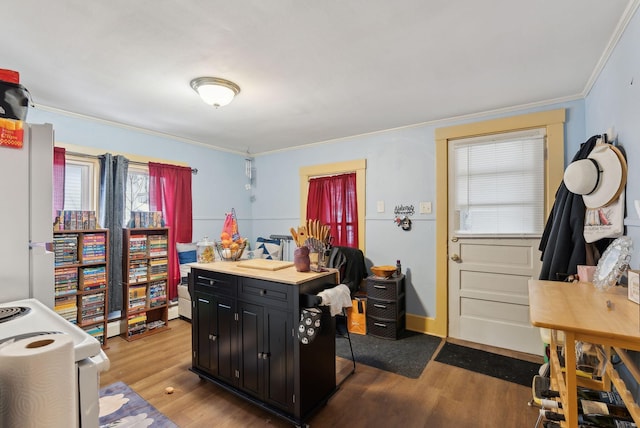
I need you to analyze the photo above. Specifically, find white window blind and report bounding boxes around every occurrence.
[64,161,94,211]
[451,129,546,236]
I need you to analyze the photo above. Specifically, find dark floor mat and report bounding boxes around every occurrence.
[433,342,540,386]
[336,330,442,379]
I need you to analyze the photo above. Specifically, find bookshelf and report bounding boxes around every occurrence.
[122,227,170,341]
[53,229,109,347]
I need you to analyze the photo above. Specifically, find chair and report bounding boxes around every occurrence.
[327,245,367,293]
[336,308,356,379]
[300,286,356,384]
[326,246,368,379]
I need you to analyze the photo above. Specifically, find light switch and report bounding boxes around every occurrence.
[377,200,385,213]
[419,201,432,214]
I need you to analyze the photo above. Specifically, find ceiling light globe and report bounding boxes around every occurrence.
[190,77,241,108]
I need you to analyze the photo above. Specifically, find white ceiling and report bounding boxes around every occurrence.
[4,1,636,155]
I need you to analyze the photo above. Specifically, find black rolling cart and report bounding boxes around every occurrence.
[365,274,405,339]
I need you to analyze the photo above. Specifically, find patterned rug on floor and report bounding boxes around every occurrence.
[433,342,540,387]
[335,330,443,378]
[99,381,177,428]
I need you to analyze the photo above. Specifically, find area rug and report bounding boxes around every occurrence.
[336,330,442,379]
[99,381,177,428]
[433,342,540,387]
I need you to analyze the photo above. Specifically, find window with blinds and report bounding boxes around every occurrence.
[450,128,546,236]
[64,159,94,211]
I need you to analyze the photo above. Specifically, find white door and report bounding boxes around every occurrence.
[447,237,542,354]
[447,130,545,355]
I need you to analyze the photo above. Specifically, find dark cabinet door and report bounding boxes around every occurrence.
[193,290,215,373]
[193,289,237,385]
[215,295,237,386]
[237,301,264,397]
[263,306,294,412]
[237,300,294,413]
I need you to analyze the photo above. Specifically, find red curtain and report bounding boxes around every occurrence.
[53,147,66,220]
[306,172,358,247]
[149,162,193,300]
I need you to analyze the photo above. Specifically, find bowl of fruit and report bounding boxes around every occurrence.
[216,232,247,261]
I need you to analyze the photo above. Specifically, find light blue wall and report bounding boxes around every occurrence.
[586,6,640,256]
[253,99,586,319]
[584,6,640,396]
[26,4,639,322]
[28,93,587,322]
[27,109,253,244]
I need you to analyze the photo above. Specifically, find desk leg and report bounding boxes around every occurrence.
[564,330,578,428]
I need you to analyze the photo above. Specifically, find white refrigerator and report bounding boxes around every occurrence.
[0,123,54,307]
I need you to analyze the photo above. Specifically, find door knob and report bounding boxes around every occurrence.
[450,254,461,262]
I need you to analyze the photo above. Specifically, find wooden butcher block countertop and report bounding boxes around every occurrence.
[189,259,338,285]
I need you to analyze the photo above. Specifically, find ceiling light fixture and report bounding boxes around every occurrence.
[190,77,241,108]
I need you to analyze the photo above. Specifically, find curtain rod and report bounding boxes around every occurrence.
[64,150,198,175]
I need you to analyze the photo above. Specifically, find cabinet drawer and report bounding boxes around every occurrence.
[367,315,405,340]
[193,270,236,297]
[366,276,404,300]
[367,298,404,320]
[239,277,290,309]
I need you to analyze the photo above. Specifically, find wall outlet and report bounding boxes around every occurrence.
[419,201,432,214]
[377,200,385,213]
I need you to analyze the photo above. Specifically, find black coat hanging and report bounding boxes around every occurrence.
[538,135,599,281]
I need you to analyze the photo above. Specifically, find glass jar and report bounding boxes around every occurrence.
[197,236,215,263]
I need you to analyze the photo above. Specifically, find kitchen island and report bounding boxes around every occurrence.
[188,260,339,427]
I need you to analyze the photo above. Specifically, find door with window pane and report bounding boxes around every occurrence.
[447,130,544,355]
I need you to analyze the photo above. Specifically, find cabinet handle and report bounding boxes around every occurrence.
[208,334,217,341]
[198,298,210,304]
[374,285,387,290]
[258,352,263,359]
[219,303,231,309]
[260,289,267,296]
[374,322,388,328]
[208,279,216,286]
[373,304,387,309]
[262,352,270,360]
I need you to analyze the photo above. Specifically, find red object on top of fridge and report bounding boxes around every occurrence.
[0,69,19,84]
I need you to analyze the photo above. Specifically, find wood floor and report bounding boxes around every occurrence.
[100,318,543,427]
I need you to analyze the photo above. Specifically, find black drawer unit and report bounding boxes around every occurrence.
[366,274,405,339]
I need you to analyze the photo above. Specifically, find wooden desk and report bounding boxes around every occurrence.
[528,280,640,427]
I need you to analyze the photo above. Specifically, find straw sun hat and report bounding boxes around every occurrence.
[563,143,627,209]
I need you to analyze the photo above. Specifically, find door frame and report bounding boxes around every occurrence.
[430,109,566,337]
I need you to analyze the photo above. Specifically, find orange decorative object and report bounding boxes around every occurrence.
[0,119,24,149]
[371,265,397,278]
